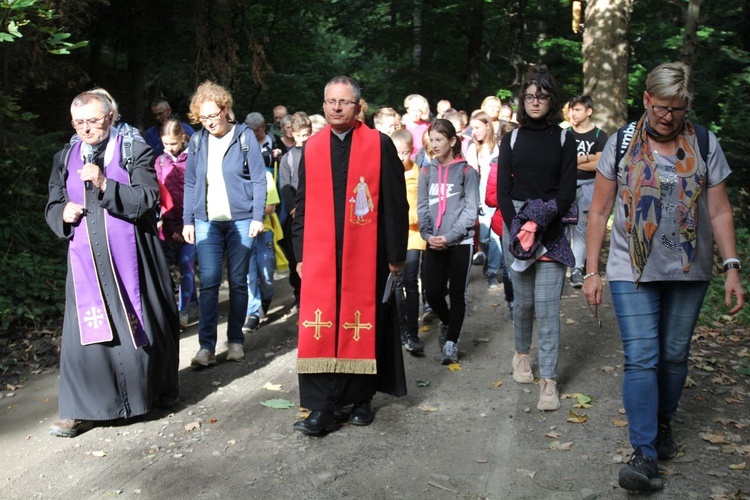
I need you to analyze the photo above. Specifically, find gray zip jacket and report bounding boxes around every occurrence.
[417,157,479,245]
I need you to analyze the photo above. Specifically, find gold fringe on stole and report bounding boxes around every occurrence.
[334,358,377,375]
[296,358,377,375]
[297,358,338,373]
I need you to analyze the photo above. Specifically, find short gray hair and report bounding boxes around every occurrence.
[646,61,693,104]
[244,112,266,130]
[324,76,361,103]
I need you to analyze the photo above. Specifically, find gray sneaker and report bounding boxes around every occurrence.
[570,268,584,289]
[191,348,217,367]
[438,323,449,350]
[487,273,500,289]
[226,342,245,362]
[441,341,459,365]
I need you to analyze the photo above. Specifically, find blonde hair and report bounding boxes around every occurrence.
[188,81,235,124]
[646,61,693,104]
[469,109,497,155]
[404,94,430,121]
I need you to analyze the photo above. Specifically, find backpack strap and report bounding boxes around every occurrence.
[239,129,250,178]
[58,142,74,201]
[189,129,204,156]
[120,123,135,173]
[693,124,710,165]
[509,128,518,150]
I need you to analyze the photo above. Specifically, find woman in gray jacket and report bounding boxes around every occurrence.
[417,119,479,365]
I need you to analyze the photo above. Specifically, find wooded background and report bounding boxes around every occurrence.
[1,0,748,335]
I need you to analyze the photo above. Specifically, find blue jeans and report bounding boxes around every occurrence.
[478,208,502,276]
[610,280,709,459]
[160,240,198,312]
[195,219,254,352]
[247,230,276,317]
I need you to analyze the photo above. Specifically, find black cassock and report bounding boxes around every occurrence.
[292,127,408,412]
[45,136,179,421]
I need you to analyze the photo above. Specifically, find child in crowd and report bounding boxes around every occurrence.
[279,112,312,310]
[243,157,284,333]
[467,110,501,288]
[566,95,608,288]
[391,129,426,354]
[417,119,479,365]
[403,94,431,159]
[155,118,199,329]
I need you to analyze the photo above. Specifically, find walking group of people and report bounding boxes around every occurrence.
[45,61,743,494]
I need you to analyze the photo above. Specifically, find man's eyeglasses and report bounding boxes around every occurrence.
[71,116,108,129]
[198,111,223,123]
[646,93,688,119]
[324,99,357,108]
[523,94,551,104]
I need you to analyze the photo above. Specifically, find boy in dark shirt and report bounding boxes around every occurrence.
[567,95,608,288]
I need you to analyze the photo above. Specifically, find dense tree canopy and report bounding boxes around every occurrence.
[1,0,749,333]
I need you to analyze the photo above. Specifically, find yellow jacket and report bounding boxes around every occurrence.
[405,162,426,251]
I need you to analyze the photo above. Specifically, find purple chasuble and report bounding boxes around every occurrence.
[66,138,148,348]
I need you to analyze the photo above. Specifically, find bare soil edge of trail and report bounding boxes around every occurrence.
[1,269,749,500]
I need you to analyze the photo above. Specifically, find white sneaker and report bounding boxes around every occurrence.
[512,353,534,383]
[190,348,216,367]
[537,378,560,411]
[226,343,245,362]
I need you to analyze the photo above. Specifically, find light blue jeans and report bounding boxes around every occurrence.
[478,207,503,276]
[195,219,254,352]
[247,230,275,317]
[610,280,709,459]
[569,180,594,271]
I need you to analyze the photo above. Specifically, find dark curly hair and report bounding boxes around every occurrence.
[516,65,562,127]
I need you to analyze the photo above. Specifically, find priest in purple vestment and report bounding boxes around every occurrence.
[44,90,180,437]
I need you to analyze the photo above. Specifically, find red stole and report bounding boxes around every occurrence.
[297,122,381,374]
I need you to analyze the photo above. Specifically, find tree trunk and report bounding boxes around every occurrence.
[466,0,484,109]
[680,0,702,67]
[508,0,528,87]
[412,0,422,70]
[582,0,634,136]
[128,0,147,129]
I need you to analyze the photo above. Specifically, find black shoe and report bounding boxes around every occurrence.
[618,447,664,492]
[487,273,500,289]
[404,333,424,354]
[655,420,678,460]
[293,410,340,435]
[242,314,260,333]
[570,268,584,289]
[348,400,374,426]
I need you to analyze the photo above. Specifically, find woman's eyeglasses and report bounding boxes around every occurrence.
[645,92,688,119]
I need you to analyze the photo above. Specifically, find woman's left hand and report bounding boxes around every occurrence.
[724,270,745,315]
[249,220,264,237]
[428,235,447,250]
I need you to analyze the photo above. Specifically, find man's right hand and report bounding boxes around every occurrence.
[296,262,302,280]
[183,224,195,244]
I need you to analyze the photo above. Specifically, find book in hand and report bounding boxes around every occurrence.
[382,272,397,303]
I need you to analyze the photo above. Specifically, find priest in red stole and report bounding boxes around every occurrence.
[292,76,408,435]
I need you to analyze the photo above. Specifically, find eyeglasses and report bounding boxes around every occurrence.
[324,99,357,108]
[523,94,551,104]
[197,111,223,123]
[71,116,108,129]
[645,93,688,119]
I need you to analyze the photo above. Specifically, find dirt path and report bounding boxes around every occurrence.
[1,268,748,499]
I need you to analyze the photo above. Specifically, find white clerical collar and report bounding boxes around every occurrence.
[331,127,353,141]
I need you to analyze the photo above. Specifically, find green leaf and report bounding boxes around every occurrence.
[416,380,430,387]
[260,398,295,409]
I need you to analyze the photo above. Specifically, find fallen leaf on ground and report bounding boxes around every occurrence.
[549,441,573,451]
[91,450,108,457]
[493,380,503,388]
[700,432,728,444]
[601,366,616,373]
[211,380,221,386]
[447,363,461,371]
[416,380,430,387]
[729,462,747,470]
[260,399,295,409]
[515,469,537,478]
[566,410,588,424]
[209,417,217,424]
[612,418,628,428]
[185,421,201,431]
[263,382,282,391]
[684,377,697,388]
[545,431,561,439]
[726,397,744,404]
[420,404,438,412]
[226,439,237,446]
[565,318,576,324]
[618,408,627,414]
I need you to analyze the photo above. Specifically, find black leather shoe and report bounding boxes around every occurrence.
[293,410,340,436]
[348,400,375,426]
